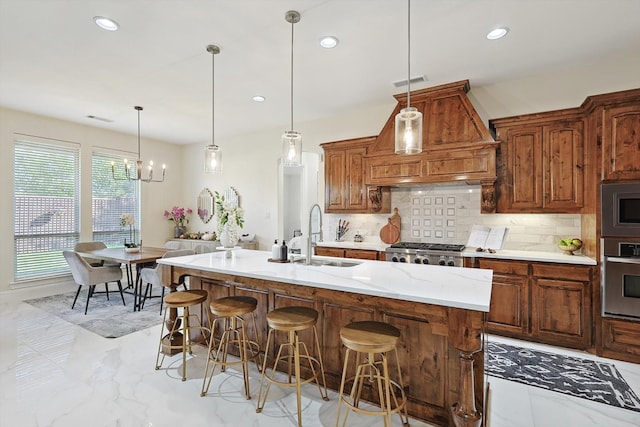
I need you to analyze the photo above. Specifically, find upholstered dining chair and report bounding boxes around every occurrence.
[140,249,195,313]
[63,250,126,315]
[74,241,121,267]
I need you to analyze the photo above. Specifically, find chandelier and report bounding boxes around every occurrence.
[394,0,423,154]
[112,106,165,182]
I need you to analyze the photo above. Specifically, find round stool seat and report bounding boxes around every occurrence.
[266,306,318,332]
[210,295,257,317]
[164,289,208,308]
[340,321,400,353]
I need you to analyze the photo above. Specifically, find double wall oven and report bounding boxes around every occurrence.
[601,181,640,320]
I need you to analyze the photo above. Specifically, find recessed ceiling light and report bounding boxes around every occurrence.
[93,16,120,31]
[487,27,509,40]
[252,95,265,102]
[319,36,338,49]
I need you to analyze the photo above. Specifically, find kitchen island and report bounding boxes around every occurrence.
[158,249,493,427]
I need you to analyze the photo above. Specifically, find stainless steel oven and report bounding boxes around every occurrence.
[601,182,640,237]
[602,238,640,319]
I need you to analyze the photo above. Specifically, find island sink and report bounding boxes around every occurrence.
[291,256,361,267]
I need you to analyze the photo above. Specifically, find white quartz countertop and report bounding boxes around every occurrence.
[158,249,493,312]
[316,241,597,265]
[462,248,597,265]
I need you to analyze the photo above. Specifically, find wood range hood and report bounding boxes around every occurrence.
[364,80,499,213]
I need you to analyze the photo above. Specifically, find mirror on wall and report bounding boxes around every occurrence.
[197,188,214,224]
[225,186,239,207]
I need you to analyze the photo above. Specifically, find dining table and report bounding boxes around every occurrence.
[75,246,169,311]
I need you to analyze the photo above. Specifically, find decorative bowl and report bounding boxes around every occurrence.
[240,233,255,242]
[125,247,140,253]
[558,243,581,255]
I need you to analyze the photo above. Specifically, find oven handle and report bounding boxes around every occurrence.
[605,256,640,265]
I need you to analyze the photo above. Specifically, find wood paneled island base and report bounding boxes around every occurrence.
[162,262,487,427]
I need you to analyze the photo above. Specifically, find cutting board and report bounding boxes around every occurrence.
[379,208,401,244]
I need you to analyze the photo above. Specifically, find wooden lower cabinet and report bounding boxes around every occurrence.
[601,317,640,364]
[476,258,594,349]
[477,259,529,336]
[315,246,383,260]
[531,264,592,349]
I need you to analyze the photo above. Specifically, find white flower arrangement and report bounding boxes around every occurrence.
[120,213,137,247]
[215,191,244,236]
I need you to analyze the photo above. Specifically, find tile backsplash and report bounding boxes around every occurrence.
[324,184,581,253]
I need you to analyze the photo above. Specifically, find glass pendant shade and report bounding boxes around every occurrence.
[282,130,302,166]
[395,106,423,154]
[204,144,222,173]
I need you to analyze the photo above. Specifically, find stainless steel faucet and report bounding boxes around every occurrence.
[307,203,323,264]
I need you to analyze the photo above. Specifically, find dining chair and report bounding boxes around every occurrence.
[164,240,182,249]
[74,241,117,267]
[63,250,126,315]
[140,249,195,313]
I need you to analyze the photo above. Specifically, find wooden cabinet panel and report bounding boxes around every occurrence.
[603,104,640,180]
[492,115,585,213]
[531,277,589,348]
[344,248,379,260]
[601,317,640,364]
[346,147,367,210]
[487,274,529,335]
[505,127,543,210]
[322,137,390,213]
[325,149,347,210]
[543,122,584,209]
[478,259,529,336]
[314,246,345,258]
[315,246,382,261]
[321,302,375,384]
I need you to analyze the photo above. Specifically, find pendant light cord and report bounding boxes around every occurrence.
[407,0,411,108]
[211,52,216,146]
[290,15,294,132]
[136,106,142,160]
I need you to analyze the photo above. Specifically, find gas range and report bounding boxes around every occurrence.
[385,242,466,267]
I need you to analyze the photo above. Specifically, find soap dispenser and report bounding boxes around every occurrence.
[280,240,288,261]
[271,239,280,260]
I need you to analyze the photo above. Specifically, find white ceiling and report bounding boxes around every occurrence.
[1,0,639,145]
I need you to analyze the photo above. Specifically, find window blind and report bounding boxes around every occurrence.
[92,151,140,247]
[14,138,80,280]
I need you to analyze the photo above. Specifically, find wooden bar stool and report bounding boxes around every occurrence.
[155,289,210,381]
[255,306,329,426]
[201,296,261,399]
[335,321,409,427]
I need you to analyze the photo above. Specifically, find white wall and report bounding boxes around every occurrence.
[0,107,183,292]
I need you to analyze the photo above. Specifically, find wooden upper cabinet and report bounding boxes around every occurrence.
[602,104,640,181]
[322,137,390,214]
[492,112,585,213]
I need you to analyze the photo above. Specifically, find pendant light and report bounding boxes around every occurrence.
[111,106,166,182]
[204,44,222,174]
[281,10,302,167]
[394,0,423,155]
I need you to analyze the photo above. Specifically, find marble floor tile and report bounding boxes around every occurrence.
[1,283,639,427]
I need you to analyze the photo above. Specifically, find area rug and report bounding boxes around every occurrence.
[486,341,640,413]
[25,288,164,339]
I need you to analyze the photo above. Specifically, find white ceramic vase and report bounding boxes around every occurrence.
[219,223,239,248]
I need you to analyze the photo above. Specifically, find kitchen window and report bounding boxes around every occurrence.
[13,136,80,281]
[91,151,140,247]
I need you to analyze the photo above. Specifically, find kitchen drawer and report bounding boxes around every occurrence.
[477,259,529,276]
[531,263,591,281]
